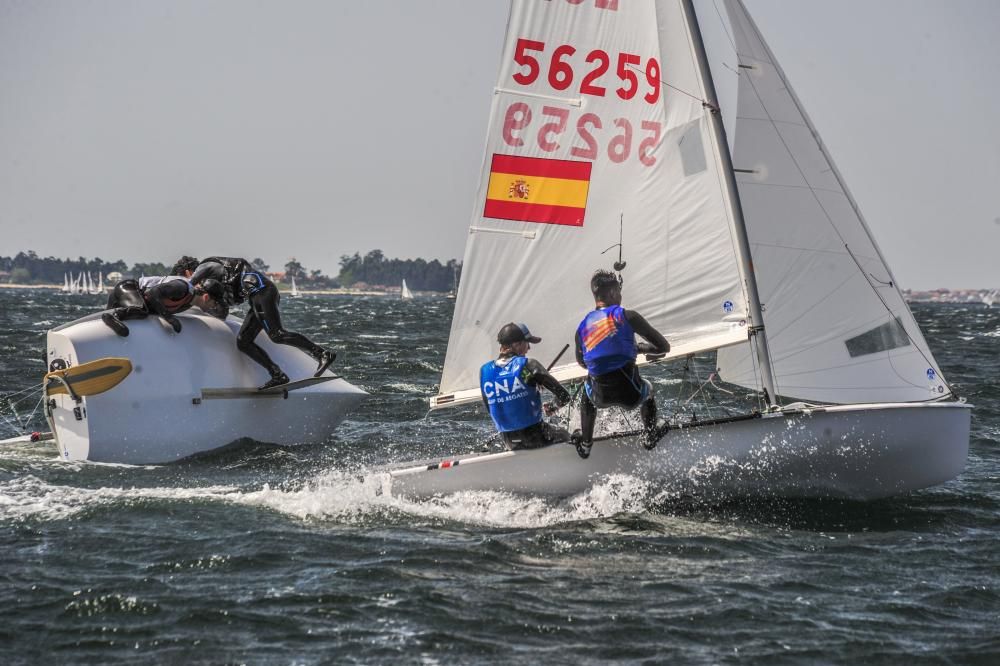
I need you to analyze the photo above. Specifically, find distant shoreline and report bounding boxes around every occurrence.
[0,283,443,297]
[0,283,62,290]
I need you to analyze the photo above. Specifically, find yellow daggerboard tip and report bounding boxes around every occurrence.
[45,357,133,397]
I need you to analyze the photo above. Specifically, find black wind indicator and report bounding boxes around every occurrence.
[601,213,627,287]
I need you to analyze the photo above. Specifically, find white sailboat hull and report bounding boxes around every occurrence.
[387,402,970,501]
[45,310,366,464]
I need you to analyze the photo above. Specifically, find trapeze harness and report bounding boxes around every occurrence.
[577,305,649,405]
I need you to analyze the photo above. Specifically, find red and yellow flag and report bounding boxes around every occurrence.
[483,154,592,227]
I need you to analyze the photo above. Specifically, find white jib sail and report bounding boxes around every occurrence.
[435,0,755,407]
[703,0,948,404]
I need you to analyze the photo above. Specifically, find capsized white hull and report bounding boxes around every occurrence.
[45,310,366,464]
[386,402,971,501]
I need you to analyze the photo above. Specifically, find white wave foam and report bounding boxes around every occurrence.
[1,467,666,529]
[233,469,659,528]
[0,475,239,522]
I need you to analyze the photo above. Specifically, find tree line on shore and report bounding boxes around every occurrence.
[0,250,460,292]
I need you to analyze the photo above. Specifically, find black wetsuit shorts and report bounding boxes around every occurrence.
[585,362,652,409]
[501,422,571,451]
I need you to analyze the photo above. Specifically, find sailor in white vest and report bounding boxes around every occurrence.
[480,323,572,450]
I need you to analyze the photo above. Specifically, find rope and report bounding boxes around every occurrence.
[0,411,22,435]
[21,394,44,432]
[626,63,716,111]
[2,382,44,401]
[1,386,46,434]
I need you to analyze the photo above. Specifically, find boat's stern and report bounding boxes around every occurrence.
[45,320,101,461]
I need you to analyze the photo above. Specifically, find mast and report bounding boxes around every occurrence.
[679,0,778,407]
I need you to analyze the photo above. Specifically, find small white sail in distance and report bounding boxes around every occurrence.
[401,279,414,300]
[290,275,300,297]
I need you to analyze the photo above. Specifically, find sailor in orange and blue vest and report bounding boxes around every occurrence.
[480,323,572,450]
[573,270,670,458]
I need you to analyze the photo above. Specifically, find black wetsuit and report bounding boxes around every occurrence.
[190,257,328,381]
[481,355,572,450]
[105,276,193,329]
[575,309,670,444]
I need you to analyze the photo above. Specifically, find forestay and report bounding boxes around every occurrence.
[701,0,949,404]
[435,0,753,408]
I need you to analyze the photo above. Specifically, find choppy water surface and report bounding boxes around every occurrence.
[1,290,997,664]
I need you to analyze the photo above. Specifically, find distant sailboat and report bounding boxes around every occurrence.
[401,279,414,300]
[61,273,71,294]
[447,265,458,300]
[290,275,301,298]
[983,290,997,308]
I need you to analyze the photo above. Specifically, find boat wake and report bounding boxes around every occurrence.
[233,469,668,528]
[0,475,240,523]
[0,468,673,529]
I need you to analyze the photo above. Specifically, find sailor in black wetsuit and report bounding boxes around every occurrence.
[480,323,572,450]
[573,270,670,458]
[102,275,227,337]
[171,255,201,279]
[188,256,335,390]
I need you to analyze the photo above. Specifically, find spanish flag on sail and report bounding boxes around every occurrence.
[484,154,592,227]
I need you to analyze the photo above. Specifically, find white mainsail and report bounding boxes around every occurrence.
[435,0,753,407]
[401,279,414,300]
[290,275,300,298]
[705,0,948,404]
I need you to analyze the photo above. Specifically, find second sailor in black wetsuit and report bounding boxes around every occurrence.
[188,256,335,390]
[573,270,670,458]
[102,275,227,337]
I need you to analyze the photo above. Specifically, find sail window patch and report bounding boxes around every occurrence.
[678,122,707,176]
[844,317,911,358]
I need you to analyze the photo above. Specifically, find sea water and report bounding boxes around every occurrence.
[1,289,997,664]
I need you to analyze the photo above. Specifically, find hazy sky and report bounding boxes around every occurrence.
[1,0,997,289]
